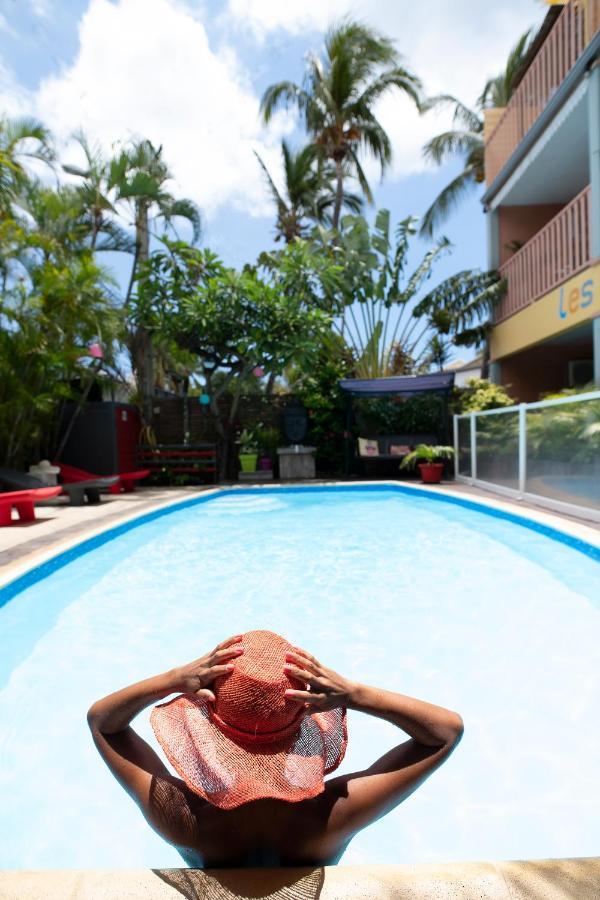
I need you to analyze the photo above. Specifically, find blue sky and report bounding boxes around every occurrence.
[0,0,547,360]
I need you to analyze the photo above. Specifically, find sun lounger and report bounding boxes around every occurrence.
[56,462,150,493]
[0,467,118,506]
[0,487,62,526]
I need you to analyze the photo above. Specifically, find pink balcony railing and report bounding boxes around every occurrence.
[497,186,591,322]
[485,1,599,185]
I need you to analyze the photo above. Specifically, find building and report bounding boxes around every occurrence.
[485,0,600,400]
[444,355,483,387]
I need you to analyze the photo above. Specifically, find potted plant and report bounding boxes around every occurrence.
[400,444,455,484]
[237,427,259,473]
[255,425,282,471]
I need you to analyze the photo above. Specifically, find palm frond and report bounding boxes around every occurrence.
[254,149,288,216]
[421,94,482,132]
[160,197,202,244]
[423,130,483,166]
[260,81,309,123]
[419,165,480,238]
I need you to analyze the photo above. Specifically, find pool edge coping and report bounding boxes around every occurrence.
[0,480,598,606]
[0,856,599,899]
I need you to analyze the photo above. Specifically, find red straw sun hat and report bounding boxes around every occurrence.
[150,630,348,809]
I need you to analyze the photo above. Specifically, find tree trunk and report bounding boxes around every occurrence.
[332,159,345,231]
[265,371,277,396]
[480,335,491,380]
[130,201,154,424]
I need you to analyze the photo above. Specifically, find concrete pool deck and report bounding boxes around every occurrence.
[1,479,598,588]
[1,857,599,899]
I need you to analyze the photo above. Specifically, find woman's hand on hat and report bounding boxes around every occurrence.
[283,649,355,711]
[172,634,244,701]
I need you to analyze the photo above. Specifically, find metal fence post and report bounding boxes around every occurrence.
[453,415,459,478]
[518,403,527,498]
[470,413,477,483]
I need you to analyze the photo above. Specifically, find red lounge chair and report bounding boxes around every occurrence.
[57,462,150,494]
[0,487,62,526]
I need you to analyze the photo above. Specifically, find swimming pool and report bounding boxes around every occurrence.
[0,485,598,868]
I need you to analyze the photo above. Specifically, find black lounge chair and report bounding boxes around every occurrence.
[0,467,119,506]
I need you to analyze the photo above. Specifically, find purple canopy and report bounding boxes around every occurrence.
[339,373,455,398]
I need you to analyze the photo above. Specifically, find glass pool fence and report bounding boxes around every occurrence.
[453,390,600,522]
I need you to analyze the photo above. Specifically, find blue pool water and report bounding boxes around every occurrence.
[0,485,598,868]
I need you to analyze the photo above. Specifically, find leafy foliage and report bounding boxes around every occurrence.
[400,443,455,468]
[314,210,504,376]
[261,19,422,228]
[135,240,333,476]
[356,393,445,437]
[254,141,362,243]
[420,30,532,236]
[0,219,121,467]
[452,378,515,413]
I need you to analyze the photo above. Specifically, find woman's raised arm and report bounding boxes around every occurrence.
[284,648,463,852]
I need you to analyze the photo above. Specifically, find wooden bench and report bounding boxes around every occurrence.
[137,444,218,483]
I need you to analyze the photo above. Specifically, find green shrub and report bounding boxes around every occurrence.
[452,378,515,414]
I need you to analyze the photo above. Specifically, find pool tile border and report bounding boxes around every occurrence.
[0,481,598,610]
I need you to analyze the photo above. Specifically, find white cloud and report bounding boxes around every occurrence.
[1,0,548,220]
[0,60,34,118]
[30,0,51,17]
[0,12,16,36]
[225,0,546,180]
[224,0,349,39]
[34,0,292,217]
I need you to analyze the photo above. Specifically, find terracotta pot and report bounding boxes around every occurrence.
[418,462,444,484]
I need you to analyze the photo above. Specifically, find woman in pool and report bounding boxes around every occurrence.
[87,630,463,867]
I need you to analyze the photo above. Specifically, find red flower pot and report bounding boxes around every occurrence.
[418,463,444,484]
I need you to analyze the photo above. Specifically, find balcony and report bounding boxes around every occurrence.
[485,1,600,186]
[496,185,591,322]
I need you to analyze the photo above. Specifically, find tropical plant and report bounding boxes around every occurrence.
[0,115,55,216]
[452,377,515,413]
[357,392,444,438]
[108,139,202,420]
[400,443,455,469]
[134,240,332,477]
[419,30,531,237]
[237,427,259,454]
[319,210,504,376]
[284,330,354,474]
[254,424,281,457]
[62,131,133,253]
[527,399,600,464]
[0,223,121,468]
[255,141,362,242]
[479,29,532,108]
[261,19,422,229]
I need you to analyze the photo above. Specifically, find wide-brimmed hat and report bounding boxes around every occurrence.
[150,630,347,809]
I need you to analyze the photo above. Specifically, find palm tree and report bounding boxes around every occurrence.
[108,139,202,420]
[420,30,532,237]
[0,116,55,216]
[260,19,422,229]
[254,140,362,242]
[479,29,532,108]
[62,131,132,254]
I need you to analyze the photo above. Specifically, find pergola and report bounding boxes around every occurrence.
[338,373,455,474]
